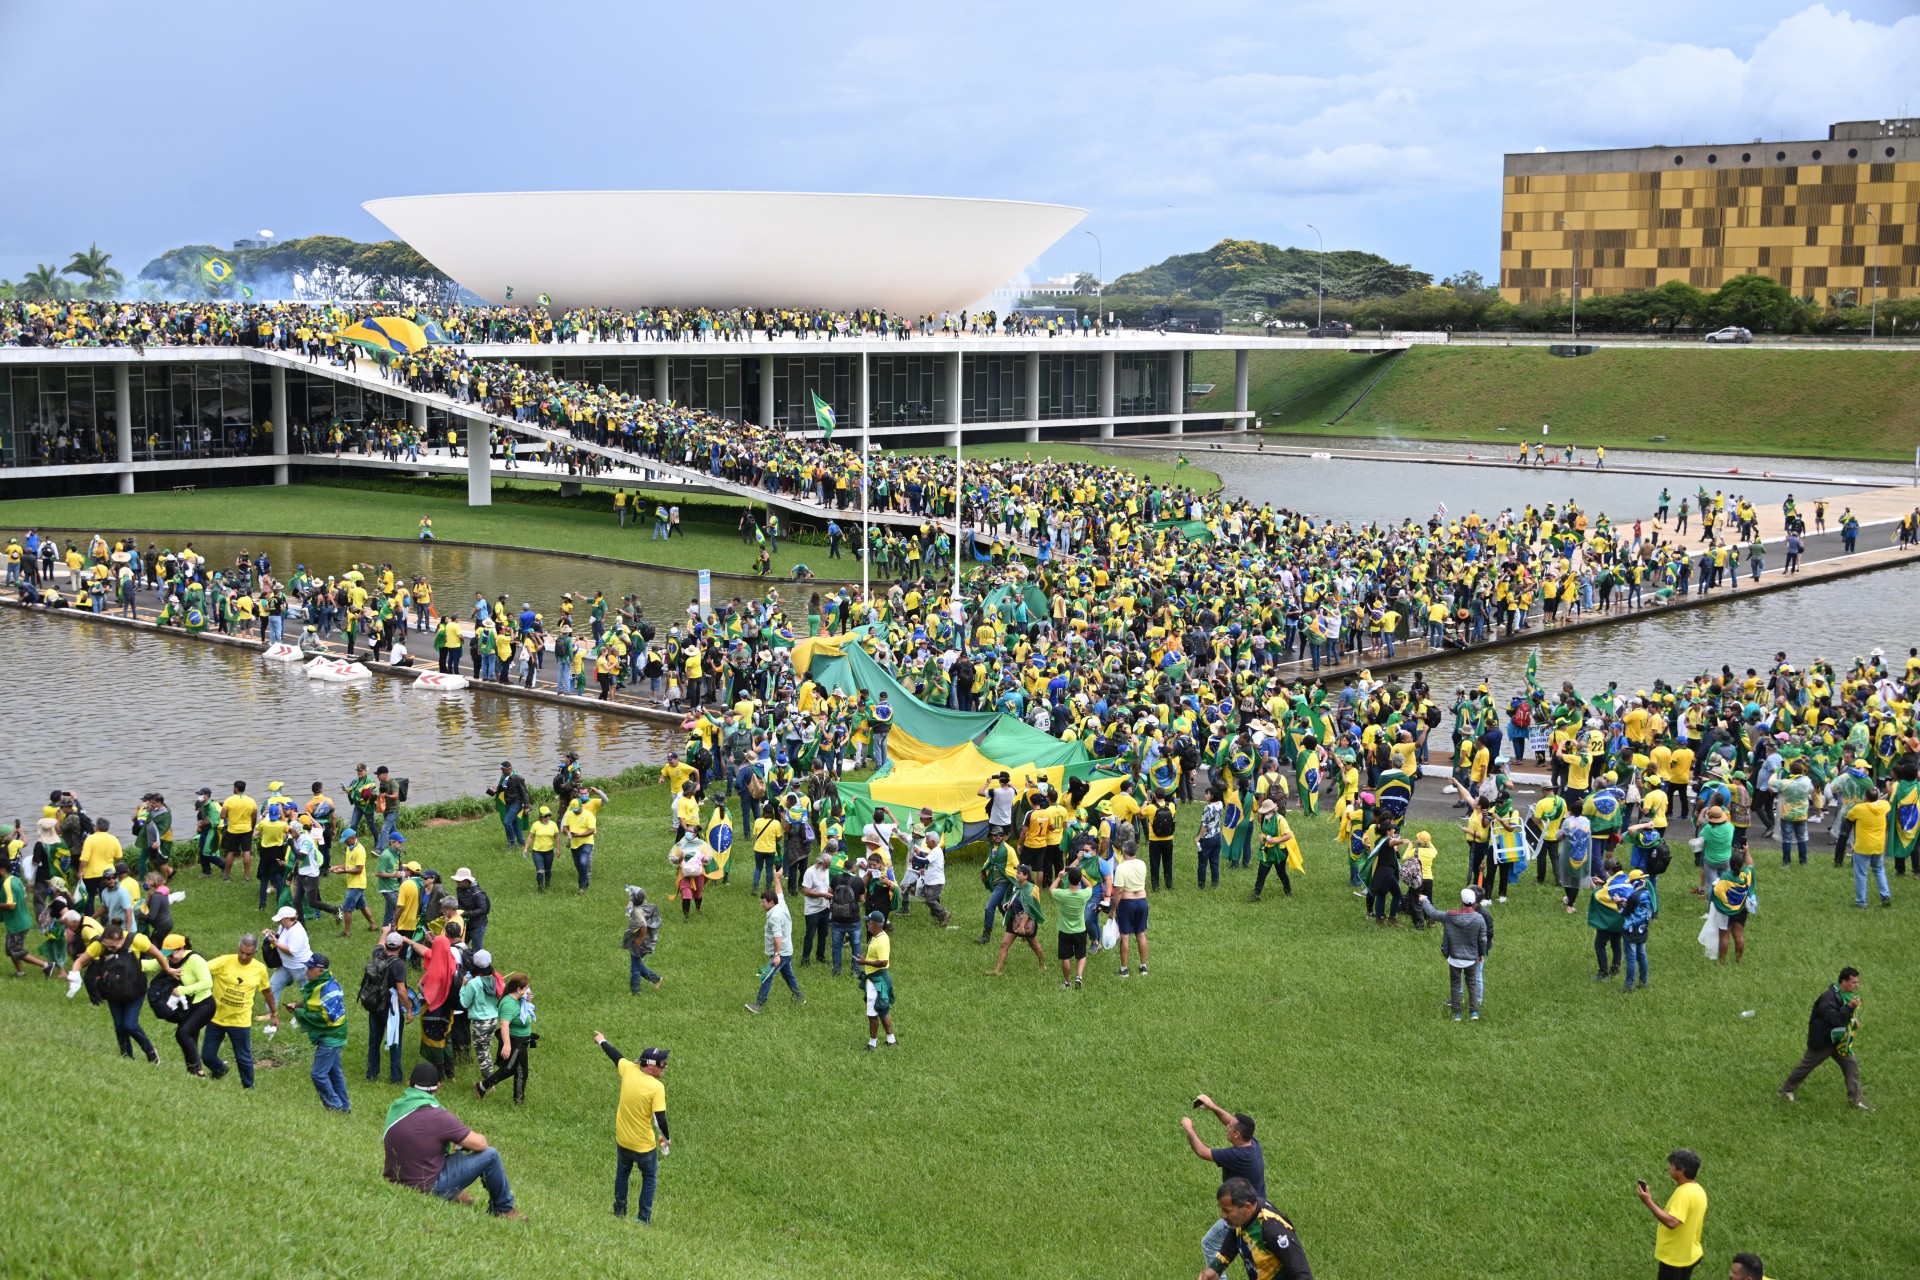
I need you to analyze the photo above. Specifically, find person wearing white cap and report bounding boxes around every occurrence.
[452,868,492,953]
[1414,887,1491,1021]
[461,949,506,1078]
[264,905,311,1005]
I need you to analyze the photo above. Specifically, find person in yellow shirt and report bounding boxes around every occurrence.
[395,862,425,935]
[71,922,164,1060]
[671,781,701,840]
[564,788,608,893]
[78,818,124,900]
[523,806,561,893]
[1637,1148,1707,1277]
[204,935,275,1087]
[594,1032,669,1222]
[220,780,258,880]
[331,828,376,937]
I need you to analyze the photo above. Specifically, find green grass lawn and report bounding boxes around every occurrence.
[1193,346,1920,460]
[17,769,1914,1279]
[0,481,860,581]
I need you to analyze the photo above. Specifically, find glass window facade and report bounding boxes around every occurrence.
[549,357,656,399]
[870,355,947,427]
[771,356,852,433]
[960,354,1028,423]
[1115,353,1172,416]
[671,356,743,420]
[1,365,117,466]
[1037,354,1098,420]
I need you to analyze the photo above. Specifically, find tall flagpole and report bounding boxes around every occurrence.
[860,350,870,613]
[952,433,962,609]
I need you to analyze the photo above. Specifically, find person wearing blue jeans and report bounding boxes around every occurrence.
[384,1064,521,1217]
[202,1021,257,1087]
[1196,834,1221,888]
[745,884,801,1012]
[1848,792,1894,908]
[596,1035,670,1223]
[291,954,352,1112]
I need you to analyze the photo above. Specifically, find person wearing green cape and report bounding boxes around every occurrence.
[382,1062,524,1218]
[986,863,1046,976]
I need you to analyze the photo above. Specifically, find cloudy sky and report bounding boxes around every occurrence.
[2,1,1916,289]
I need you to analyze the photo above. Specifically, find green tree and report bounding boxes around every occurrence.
[19,263,72,301]
[62,243,123,298]
[1709,274,1796,331]
[1646,279,1709,332]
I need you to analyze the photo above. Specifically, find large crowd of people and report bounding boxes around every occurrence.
[1,299,1122,351]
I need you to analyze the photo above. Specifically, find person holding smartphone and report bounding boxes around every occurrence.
[1636,1148,1707,1279]
[1181,1094,1266,1277]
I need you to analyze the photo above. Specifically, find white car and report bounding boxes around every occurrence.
[1704,327,1753,344]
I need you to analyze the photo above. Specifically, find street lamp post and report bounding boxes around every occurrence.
[1306,224,1323,331]
[1084,230,1103,323]
[1866,208,1880,339]
[1557,217,1580,340]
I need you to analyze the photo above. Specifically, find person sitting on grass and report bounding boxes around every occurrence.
[382,1062,525,1219]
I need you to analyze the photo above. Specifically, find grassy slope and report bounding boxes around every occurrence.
[1196,346,1920,459]
[13,770,1913,1280]
[0,483,858,580]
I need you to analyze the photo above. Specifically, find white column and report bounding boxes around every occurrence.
[1098,350,1115,439]
[943,350,963,447]
[1167,349,1185,436]
[653,354,670,404]
[466,413,491,506]
[270,365,290,485]
[1234,349,1250,431]
[115,362,133,494]
[759,353,775,427]
[1023,351,1040,443]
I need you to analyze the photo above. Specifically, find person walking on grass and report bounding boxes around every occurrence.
[290,953,351,1113]
[987,863,1047,976]
[851,910,895,1050]
[460,950,505,1079]
[624,887,664,992]
[1111,836,1151,978]
[474,971,536,1104]
[595,1033,670,1223]
[1779,966,1870,1111]
[1049,866,1093,988]
[1416,888,1489,1021]
[1201,1177,1313,1280]
[745,882,802,1013]
[1635,1148,1707,1280]
[1182,1095,1266,1277]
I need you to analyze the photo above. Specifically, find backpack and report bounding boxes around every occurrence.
[146,969,187,1023]
[98,947,148,1004]
[1512,702,1532,729]
[357,951,394,1012]
[1423,704,1442,729]
[395,777,411,803]
[746,771,767,800]
[1644,840,1674,877]
[829,875,860,923]
[1151,805,1176,839]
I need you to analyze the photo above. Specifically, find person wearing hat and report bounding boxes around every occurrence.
[1,856,50,979]
[798,848,834,966]
[290,951,352,1112]
[364,932,416,1084]
[851,909,896,1049]
[1416,887,1491,1020]
[594,1032,671,1222]
[192,786,221,877]
[156,932,215,1075]
[461,949,508,1077]
[331,827,377,939]
[485,761,530,852]
[373,831,408,929]
[564,788,608,894]
[453,868,492,953]
[373,766,402,846]
[383,1062,524,1218]
[264,904,312,1006]
[1695,805,1734,899]
[290,813,339,925]
[394,860,427,938]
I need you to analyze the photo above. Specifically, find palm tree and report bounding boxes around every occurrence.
[20,263,72,301]
[63,242,123,298]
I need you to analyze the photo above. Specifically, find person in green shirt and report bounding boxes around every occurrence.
[290,954,352,1112]
[1049,867,1094,988]
[2,866,50,977]
[373,835,403,928]
[975,837,1017,944]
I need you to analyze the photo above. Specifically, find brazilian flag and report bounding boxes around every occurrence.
[202,257,234,284]
[704,809,733,880]
[811,392,836,441]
